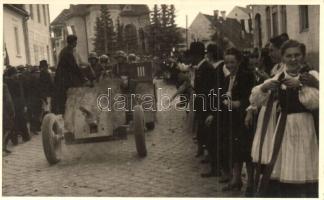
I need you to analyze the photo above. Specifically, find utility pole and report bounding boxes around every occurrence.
[186,15,188,50]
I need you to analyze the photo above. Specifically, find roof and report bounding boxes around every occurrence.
[51,9,70,25]
[237,6,252,15]
[51,4,150,26]
[202,13,252,49]
[4,4,29,17]
[120,5,150,16]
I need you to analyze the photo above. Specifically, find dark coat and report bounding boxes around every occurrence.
[221,66,255,162]
[5,74,29,136]
[39,70,54,100]
[52,46,85,114]
[54,46,85,89]
[193,60,216,120]
[3,83,15,132]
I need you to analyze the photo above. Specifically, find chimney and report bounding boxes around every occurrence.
[220,10,226,20]
[214,10,219,20]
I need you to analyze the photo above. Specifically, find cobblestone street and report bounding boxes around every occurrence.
[2,80,244,197]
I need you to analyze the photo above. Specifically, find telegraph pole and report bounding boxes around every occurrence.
[186,15,188,50]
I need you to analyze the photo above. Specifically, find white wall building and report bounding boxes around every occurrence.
[3,5,29,67]
[252,5,319,69]
[227,6,252,33]
[51,4,150,65]
[24,4,54,66]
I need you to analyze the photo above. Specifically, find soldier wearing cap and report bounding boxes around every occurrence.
[99,54,113,78]
[114,50,128,76]
[88,52,104,82]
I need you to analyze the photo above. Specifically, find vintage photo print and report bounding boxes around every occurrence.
[1,0,322,198]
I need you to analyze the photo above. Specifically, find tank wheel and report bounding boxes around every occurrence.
[41,113,63,165]
[133,105,147,157]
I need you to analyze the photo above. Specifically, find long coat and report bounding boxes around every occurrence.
[193,60,216,120]
[221,67,255,163]
[3,83,15,132]
[193,59,216,147]
[52,46,85,114]
[39,70,54,100]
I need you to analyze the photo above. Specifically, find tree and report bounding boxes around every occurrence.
[116,17,124,51]
[93,5,116,55]
[124,24,138,53]
[166,5,183,52]
[147,4,161,56]
[146,4,184,57]
[159,4,169,55]
[93,17,105,55]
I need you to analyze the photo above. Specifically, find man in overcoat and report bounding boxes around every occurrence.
[52,35,85,114]
[189,42,216,157]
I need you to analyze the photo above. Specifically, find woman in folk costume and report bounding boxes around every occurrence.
[247,34,289,194]
[253,40,318,197]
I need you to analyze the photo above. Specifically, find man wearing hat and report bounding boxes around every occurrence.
[53,35,86,114]
[39,60,54,115]
[189,42,216,159]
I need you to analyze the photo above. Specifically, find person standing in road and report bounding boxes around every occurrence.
[219,48,255,192]
[4,67,30,144]
[189,42,215,158]
[3,83,15,153]
[202,43,226,178]
[254,40,319,197]
[39,60,54,116]
[52,35,86,115]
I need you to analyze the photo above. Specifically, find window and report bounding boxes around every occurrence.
[37,5,41,23]
[255,14,262,48]
[300,5,309,31]
[40,46,45,60]
[43,5,47,26]
[67,25,76,35]
[54,29,62,38]
[272,6,278,36]
[14,27,21,55]
[265,7,271,39]
[71,25,76,35]
[47,45,50,62]
[29,5,34,20]
[34,44,39,64]
[281,6,287,33]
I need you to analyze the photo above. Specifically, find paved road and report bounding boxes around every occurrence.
[2,80,244,197]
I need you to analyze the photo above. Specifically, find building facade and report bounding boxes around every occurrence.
[227,6,252,33]
[51,4,150,65]
[24,4,54,66]
[252,5,319,68]
[188,11,253,50]
[3,5,29,67]
[3,4,54,67]
[188,12,215,45]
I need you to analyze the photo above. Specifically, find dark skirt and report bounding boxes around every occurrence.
[222,109,253,164]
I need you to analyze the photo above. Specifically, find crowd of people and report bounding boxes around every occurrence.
[2,33,319,197]
[2,34,155,154]
[171,33,319,197]
[3,60,54,153]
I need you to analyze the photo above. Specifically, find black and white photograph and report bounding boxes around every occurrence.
[1,1,321,198]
